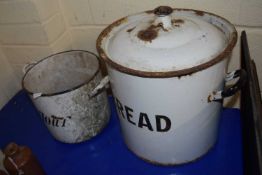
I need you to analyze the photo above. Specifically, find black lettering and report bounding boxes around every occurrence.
[41,114,66,127]
[138,113,153,131]
[62,118,67,127]
[53,116,60,127]
[51,115,65,127]
[115,98,125,118]
[51,115,56,126]
[156,115,171,132]
[125,106,136,125]
[55,118,60,127]
[47,117,51,125]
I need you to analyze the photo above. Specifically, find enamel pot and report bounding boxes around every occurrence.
[22,50,110,143]
[97,6,246,165]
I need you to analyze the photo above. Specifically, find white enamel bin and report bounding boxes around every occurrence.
[97,6,246,165]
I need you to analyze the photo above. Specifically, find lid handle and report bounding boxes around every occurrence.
[154,6,173,16]
[153,6,173,31]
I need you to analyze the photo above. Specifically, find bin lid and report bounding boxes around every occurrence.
[97,6,237,77]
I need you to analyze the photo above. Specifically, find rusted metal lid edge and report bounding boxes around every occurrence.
[96,9,238,78]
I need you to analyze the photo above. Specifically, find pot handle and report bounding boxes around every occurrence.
[88,76,110,98]
[22,62,37,74]
[208,69,247,102]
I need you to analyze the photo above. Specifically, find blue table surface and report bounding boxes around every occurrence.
[0,91,243,175]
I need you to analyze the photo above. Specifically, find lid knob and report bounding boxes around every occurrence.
[154,6,173,16]
[153,6,173,31]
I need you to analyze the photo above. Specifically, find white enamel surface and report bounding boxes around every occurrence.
[108,59,227,164]
[104,11,227,72]
[30,73,110,143]
[157,15,173,30]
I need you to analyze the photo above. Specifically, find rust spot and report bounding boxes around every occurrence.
[127,27,136,33]
[156,23,168,31]
[172,19,184,24]
[207,95,212,103]
[137,24,164,42]
[149,24,161,30]
[137,29,157,42]
[177,71,194,79]
[171,19,184,28]
[207,91,218,102]
[195,10,204,16]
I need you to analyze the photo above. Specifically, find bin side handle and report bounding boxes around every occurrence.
[88,76,110,98]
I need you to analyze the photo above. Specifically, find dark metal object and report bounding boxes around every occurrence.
[240,31,262,175]
[222,69,247,98]
[207,69,247,102]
